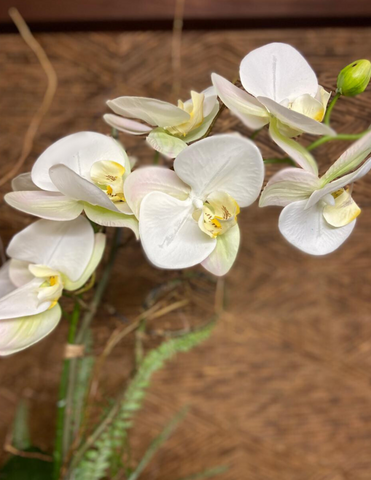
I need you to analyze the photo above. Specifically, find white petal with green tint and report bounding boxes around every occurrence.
[5,191,84,221]
[124,166,190,219]
[7,217,94,282]
[146,129,188,158]
[103,114,152,135]
[182,103,219,143]
[211,73,269,129]
[139,192,216,269]
[201,224,240,276]
[174,134,264,208]
[258,96,335,136]
[107,97,190,128]
[0,304,62,356]
[323,189,361,227]
[32,132,128,191]
[279,199,356,255]
[259,167,320,207]
[321,130,371,184]
[306,157,371,209]
[83,203,139,238]
[62,233,106,291]
[240,43,318,103]
[269,119,319,174]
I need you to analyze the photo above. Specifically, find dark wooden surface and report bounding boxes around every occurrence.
[1,28,371,479]
[1,0,371,27]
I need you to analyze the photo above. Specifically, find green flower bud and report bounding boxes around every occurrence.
[337,59,371,97]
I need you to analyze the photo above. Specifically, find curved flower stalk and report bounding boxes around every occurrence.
[104,87,219,158]
[5,132,139,237]
[212,43,335,143]
[124,134,264,276]
[0,217,105,355]
[260,131,371,255]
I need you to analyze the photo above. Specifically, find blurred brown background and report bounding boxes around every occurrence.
[1,1,371,479]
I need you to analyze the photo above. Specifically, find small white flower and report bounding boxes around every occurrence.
[124,134,264,275]
[104,87,219,158]
[5,132,138,237]
[0,217,106,355]
[260,131,371,255]
[212,43,335,142]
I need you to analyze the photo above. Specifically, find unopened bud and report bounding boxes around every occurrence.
[337,59,371,97]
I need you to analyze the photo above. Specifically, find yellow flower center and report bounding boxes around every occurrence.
[165,91,205,137]
[90,160,126,203]
[323,187,361,228]
[193,191,240,238]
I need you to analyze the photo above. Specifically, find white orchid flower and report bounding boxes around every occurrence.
[212,43,335,142]
[0,217,105,355]
[259,131,371,255]
[124,134,264,275]
[5,132,138,237]
[104,87,219,158]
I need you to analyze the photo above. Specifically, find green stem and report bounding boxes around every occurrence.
[324,91,341,125]
[307,130,370,151]
[250,127,263,140]
[53,301,81,480]
[153,150,160,165]
[264,157,295,166]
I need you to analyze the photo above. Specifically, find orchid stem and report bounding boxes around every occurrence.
[53,300,81,480]
[307,129,370,151]
[263,157,295,166]
[324,91,341,125]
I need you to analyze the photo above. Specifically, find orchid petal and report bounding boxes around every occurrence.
[279,199,356,255]
[182,103,219,143]
[62,233,106,291]
[258,96,335,136]
[0,304,61,356]
[103,114,152,135]
[9,259,34,288]
[240,43,318,103]
[146,129,188,158]
[321,130,371,184]
[323,190,361,227]
[201,224,240,276]
[83,203,139,238]
[124,166,190,219]
[32,132,128,191]
[5,191,84,221]
[269,119,318,174]
[7,217,94,282]
[174,134,264,208]
[0,262,16,297]
[211,73,269,129]
[12,172,40,192]
[306,157,371,209]
[259,167,320,207]
[49,164,118,212]
[107,97,190,128]
[201,86,218,117]
[0,278,48,320]
[139,192,216,269]
[291,94,326,122]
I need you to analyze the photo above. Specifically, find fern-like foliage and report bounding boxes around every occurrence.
[73,322,215,480]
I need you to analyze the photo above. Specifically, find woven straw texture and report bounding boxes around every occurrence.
[1,28,371,479]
